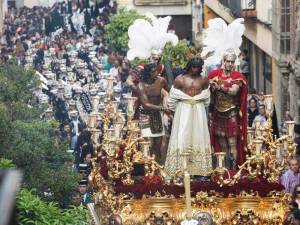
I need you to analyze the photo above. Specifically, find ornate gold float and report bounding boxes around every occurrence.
[86,77,293,225]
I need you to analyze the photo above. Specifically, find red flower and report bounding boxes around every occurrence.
[114,177,284,199]
[142,176,163,186]
[99,157,108,179]
[117,144,126,160]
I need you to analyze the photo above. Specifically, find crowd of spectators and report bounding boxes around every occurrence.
[0,0,134,207]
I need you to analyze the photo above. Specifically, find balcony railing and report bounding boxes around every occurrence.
[218,0,256,18]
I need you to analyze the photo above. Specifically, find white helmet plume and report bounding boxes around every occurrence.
[201,18,245,66]
[127,13,179,61]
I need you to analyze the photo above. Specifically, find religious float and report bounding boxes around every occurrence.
[85,17,296,225]
[84,74,295,224]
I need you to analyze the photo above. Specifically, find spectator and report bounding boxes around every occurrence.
[281,158,300,193]
[252,104,267,128]
[295,124,300,157]
[284,184,300,225]
[78,179,92,206]
[248,97,259,127]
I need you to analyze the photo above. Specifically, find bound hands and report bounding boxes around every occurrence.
[162,105,172,116]
[126,75,134,87]
[211,82,228,92]
[210,81,220,91]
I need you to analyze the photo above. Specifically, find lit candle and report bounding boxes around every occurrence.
[247,128,255,144]
[254,121,261,137]
[184,171,192,219]
[276,142,282,161]
[125,96,137,117]
[92,129,101,144]
[140,141,150,159]
[114,123,122,139]
[253,139,263,155]
[107,128,114,139]
[255,120,261,129]
[106,76,114,96]
[91,96,100,112]
[264,95,273,114]
[111,101,120,114]
[87,114,97,128]
[283,139,288,151]
[130,120,138,130]
[215,152,226,168]
[108,141,116,157]
[286,121,295,139]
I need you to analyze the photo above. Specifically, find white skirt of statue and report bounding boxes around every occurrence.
[164,86,212,177]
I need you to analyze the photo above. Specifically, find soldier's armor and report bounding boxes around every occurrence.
[215,91,239,112]
[213,79,240,113]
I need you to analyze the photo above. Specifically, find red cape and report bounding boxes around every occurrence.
[208,69,248,165]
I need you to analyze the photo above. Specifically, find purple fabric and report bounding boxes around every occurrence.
[280,169,300,193]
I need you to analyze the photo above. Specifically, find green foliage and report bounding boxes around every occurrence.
[2,119,79,205]
[161,40,196,68]
[0,60,79,206]
[17,189,87,225]
[104,8,146,52]
[0,158,16,169]
[130,58,150,68]
[0,60,41,121]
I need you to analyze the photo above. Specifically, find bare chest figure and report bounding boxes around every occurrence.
[181,76,206,97]
[144,79,163,105]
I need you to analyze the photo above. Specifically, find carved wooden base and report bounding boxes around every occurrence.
[110,193,289,224]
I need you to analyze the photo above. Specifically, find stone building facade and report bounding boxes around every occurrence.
[286,0,300,122]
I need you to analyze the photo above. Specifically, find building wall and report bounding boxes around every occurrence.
[256,0,272,24]
[15,0,24,8]
[23,0,61,8]
[117,0,193,39]
[204,0,272,56]
[117,0,192,15]
[286,0,300,123]
[0,0,3,32]
[203,4,218,28]
[203,0,283,121]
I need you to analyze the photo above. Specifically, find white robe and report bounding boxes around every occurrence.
[164,87,212,177]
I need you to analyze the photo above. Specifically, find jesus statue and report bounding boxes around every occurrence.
[164,57,212,178]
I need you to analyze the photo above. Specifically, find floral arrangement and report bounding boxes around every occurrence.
[114,177,284,199]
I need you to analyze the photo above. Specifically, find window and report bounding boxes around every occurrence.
[263,52,272,82]
[7,0,16,8]
[241,0,256,10]
[263,52,272,93]
[280,0,291,54]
